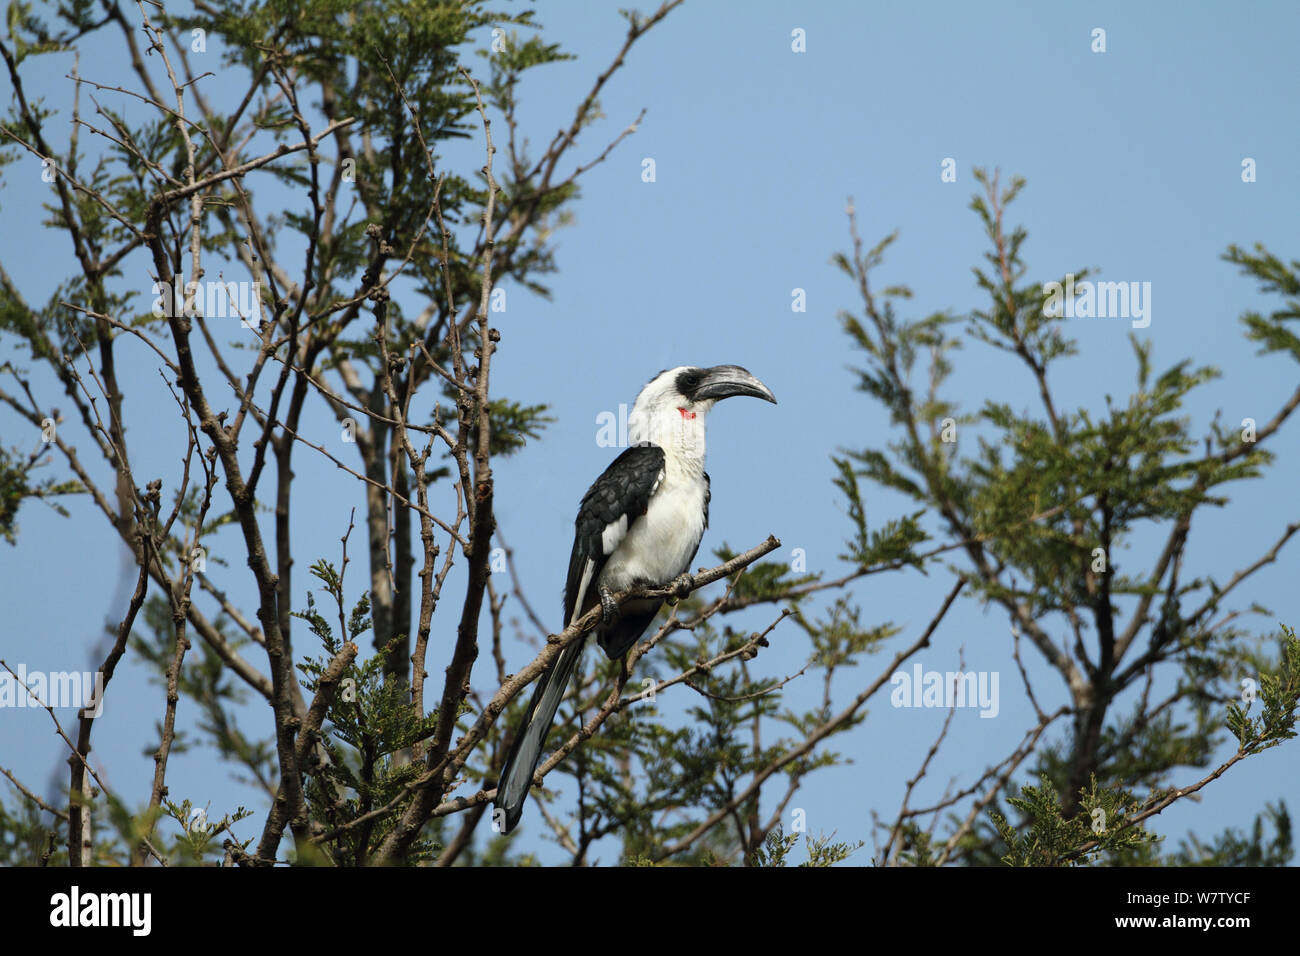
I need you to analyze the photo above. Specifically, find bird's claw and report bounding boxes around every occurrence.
[600,586,620,627]
[670,572,694,601]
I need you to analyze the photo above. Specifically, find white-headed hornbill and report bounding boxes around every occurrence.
[493,364,777,833]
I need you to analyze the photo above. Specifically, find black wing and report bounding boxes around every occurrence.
[703,470,710,529]
[595,469,711,660]
[564,442,666,628]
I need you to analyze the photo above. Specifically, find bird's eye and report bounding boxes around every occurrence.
[674,367,709,398]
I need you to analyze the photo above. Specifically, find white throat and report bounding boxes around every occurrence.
[628,399,710,463]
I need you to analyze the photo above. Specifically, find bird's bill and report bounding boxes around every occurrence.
[695,365,777,404]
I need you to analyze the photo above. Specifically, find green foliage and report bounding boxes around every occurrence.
[891,823,940,866]
[3,0,1296,868]
[747,825,863,867]
[497,579,890,865]
[483,398,554,456]
[988,627,1300,866]
[1171,801,1292,866]
[0,441,82,544]
[1225,625,1300,754]
[294,563,441,865]
[0,793,64,866]
[4,0,87,63]
[837,167,1300,867]
[159,799,254,864]
[991,774,1155,866]
[832,456,928,570]
[711,543,820,603]
[1223,244,1300,362]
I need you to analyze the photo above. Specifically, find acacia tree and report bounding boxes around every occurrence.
[1,2,1296,868]
[0,0,725,866]
[836,172,1299,865]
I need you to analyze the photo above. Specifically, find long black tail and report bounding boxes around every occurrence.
[494,635,587,833]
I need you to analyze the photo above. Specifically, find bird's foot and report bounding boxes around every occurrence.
[600,586,620,627]
[668,572,694,602]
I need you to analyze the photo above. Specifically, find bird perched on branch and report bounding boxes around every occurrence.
[493,364,778,833]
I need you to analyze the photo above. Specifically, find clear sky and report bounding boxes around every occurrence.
[2,0,1298,865]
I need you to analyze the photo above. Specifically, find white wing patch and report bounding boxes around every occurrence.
[600,515,629,556]
[597,465,662,558]
[569,558,596,628]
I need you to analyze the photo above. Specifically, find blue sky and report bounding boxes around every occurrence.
[2,0,1298,865]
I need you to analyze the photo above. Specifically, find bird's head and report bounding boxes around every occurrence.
[627,364,777,456]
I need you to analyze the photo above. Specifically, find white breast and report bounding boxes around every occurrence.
[598,462,707,592]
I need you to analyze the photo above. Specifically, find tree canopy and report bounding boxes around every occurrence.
[1,1,1296,868]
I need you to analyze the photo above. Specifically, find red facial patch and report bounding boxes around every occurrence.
[677,406,696,420]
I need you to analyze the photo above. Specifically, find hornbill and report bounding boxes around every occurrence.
[493,364,778,832]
